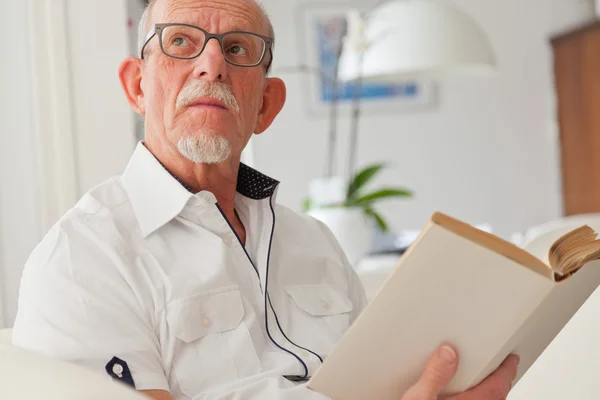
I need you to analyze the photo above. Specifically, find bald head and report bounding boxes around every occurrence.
[138,0,275,72]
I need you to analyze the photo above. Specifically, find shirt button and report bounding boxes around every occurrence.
[112,364,124,377]
[321,300,330,310]
[201,317,212,328]
[222,234,235,246]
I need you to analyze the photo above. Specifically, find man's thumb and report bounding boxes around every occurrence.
[402,344,459,400]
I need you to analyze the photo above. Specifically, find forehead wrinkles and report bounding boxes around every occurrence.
[159,0,267,35]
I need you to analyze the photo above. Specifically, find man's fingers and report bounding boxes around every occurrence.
[402,344,459,400]
[454,354,520,400]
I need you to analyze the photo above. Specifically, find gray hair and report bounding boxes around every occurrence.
[138,0,275,73]
[137,1,156,57]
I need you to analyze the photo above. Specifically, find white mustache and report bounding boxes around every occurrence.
[176,81,240,113]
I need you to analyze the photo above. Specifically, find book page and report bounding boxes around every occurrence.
[548,226,600,277]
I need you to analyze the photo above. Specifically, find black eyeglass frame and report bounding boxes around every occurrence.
[140,23,274,71]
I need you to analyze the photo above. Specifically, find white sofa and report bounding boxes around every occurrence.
[0,328,12,345]
[0,328,146,399]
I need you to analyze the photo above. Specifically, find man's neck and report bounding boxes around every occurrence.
[144,140,245,242]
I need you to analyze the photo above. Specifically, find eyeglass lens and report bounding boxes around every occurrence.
[160,25,266,66]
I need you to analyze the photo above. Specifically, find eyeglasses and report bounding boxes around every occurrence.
[140,23,273,70]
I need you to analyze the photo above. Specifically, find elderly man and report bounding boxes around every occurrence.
[12,0,518,399]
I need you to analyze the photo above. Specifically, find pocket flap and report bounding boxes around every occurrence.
[167,286,244,343]
[285,284,353,316]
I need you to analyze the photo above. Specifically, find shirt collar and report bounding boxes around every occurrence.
[121,142,279,237]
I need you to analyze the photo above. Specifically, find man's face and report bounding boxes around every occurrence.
[140,0,273,161]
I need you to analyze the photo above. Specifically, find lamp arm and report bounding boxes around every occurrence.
[346,48,365,183]
[327,43,344,178]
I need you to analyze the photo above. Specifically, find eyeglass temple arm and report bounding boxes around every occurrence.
[140,28,157,59]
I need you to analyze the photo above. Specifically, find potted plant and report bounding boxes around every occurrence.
[304,163,413,265]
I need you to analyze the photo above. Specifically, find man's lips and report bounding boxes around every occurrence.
[187,98,228,110]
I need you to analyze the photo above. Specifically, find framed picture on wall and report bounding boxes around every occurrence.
[296,2,436,116]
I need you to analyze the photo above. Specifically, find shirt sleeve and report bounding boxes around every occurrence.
[12,216,169,392]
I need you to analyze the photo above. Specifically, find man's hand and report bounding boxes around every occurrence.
[401,344,520,400]
[141,390,172,400]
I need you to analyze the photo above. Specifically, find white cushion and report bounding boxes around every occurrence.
[0,344,147,399]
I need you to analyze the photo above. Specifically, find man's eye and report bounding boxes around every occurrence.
[228,45,247,55]
[172,37,188,47]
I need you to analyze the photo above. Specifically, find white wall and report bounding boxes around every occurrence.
[0,1,41,327]
[259,0,595,238]
[0,0,135,327]
[66,0,136,194]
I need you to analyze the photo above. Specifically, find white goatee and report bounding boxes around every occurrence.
[177,135,232,164]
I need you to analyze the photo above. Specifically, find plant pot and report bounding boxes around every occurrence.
[307,207,374,266]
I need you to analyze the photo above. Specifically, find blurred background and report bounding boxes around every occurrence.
[1,0,598,327]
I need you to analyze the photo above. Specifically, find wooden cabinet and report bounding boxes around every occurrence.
[552,21,600,215]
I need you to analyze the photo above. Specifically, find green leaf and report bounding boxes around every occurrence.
[347,163,387,200]
[364,207,388,232]
[302,197,312,212]
[351,188,413,206]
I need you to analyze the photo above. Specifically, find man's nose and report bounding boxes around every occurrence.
[191,38,228,81]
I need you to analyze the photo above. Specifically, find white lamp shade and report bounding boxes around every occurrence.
[338,0,496,82]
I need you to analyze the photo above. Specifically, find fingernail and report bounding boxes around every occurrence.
[438,345,457,364]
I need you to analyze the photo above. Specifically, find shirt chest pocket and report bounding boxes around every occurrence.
[167,286,260,398]
[284,284,354,356]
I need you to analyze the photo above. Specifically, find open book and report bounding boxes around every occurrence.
[307,212,600,400]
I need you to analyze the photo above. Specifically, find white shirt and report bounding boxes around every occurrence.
[13,143,367,400]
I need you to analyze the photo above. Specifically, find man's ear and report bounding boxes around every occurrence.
[254,77,286,134]
[118,57,146,115]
